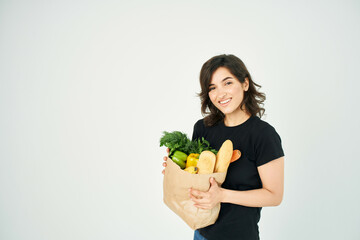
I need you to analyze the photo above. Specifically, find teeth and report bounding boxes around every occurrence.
[220,99,231,104]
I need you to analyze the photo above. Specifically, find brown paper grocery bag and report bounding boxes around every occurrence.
[163,158,227,230]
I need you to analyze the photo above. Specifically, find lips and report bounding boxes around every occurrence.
[219,98,232,106]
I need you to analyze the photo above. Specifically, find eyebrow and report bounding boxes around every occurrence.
[209,77,233,87]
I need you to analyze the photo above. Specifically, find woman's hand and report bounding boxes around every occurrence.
[162,148,170,175]
[189,177,224,209]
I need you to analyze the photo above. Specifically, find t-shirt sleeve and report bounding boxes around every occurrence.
[255,125,284,167]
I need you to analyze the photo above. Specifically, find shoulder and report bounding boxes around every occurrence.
[191,118,206,141]
[193,118,222,131]
[252,116,272,129]
[193,118,204,130]
[194,118,204,127]
[250,116,281,140]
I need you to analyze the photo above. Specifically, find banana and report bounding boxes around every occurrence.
[184,166,198,174]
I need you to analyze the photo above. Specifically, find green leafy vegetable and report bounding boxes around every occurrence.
[160,131,218,157]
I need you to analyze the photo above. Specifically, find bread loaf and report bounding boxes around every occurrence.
[197,150,216,174]
[214,140,233,173]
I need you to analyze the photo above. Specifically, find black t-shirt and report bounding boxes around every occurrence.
[191,115,285,240]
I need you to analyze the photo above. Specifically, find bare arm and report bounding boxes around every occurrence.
[190,156,284,209]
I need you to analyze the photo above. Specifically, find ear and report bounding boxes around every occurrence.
[243,77,249,91]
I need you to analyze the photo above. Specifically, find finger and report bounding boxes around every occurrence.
[166,148,170,153]
[189,188,206,199]
[194,202,212,209]
[210,177,218,187]
[163,156,168,161]
[162,162,167,167]
[194,204,210,210]
[162,169,165,175]
[190,195,209,205]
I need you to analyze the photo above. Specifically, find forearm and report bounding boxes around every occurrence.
[221,187,283,207]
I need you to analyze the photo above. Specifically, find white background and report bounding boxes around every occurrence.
[1,0,359,239]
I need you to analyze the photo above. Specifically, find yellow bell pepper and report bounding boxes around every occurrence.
[186,153,200,168]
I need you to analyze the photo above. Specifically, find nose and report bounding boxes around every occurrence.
[219,92,227,99]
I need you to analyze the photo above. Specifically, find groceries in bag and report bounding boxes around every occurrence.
[160,131,241,174]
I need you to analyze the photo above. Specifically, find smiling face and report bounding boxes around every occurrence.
[208,67,249,118]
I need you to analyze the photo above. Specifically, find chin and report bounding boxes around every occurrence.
[220,109,235,115]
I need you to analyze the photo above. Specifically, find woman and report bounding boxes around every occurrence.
[162,54,285,240]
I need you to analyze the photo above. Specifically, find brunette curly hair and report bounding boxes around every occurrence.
[197,54,266,127]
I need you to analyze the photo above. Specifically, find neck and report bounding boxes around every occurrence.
[224,109,251,127]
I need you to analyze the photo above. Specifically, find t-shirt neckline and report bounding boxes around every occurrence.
[220,115,256,129]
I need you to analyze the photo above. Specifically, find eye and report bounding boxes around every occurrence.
[209,87,215,92]
[225,81,232,86]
